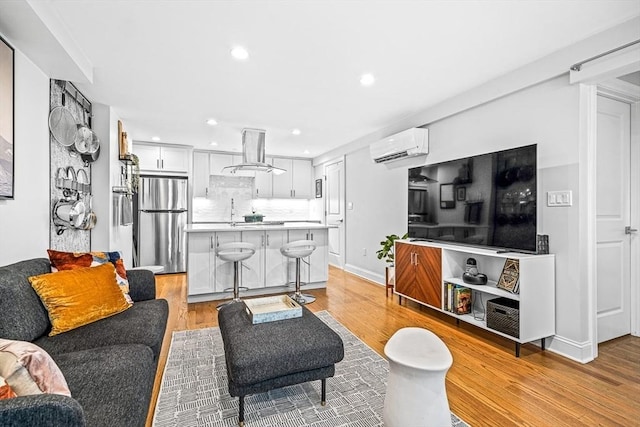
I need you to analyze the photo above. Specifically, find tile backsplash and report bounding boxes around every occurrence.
[192,175,321,222]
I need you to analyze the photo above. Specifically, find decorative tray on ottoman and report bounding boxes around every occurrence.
[244,295,303,324]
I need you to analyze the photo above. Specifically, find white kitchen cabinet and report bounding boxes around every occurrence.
[272,158,312,199]
[193,151,210,197]
[208,153,255,177]
[307,228,328,283]
[285,228,327,284]
[254,156,273,198]
[240,230,265,290]
[213,232,241,292]
[209,153,234,176]
[134,142,190,173]
[264,230,288,287]
[187,233,214,295]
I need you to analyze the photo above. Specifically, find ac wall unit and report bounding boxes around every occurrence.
[370,128,429,164]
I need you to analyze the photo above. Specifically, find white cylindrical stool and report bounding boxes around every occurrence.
[383,327,453,427]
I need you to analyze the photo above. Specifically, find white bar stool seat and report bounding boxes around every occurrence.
[280,240,316,305]
[216,242,256,309]
[383,327,453,427]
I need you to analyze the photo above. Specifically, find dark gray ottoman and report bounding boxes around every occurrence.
[218,302,344,426]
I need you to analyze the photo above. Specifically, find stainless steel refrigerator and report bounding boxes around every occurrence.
[134,175,188,273]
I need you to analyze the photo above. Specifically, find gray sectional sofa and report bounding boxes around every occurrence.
[0,258,169,427]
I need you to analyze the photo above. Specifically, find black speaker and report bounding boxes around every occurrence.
[463,257,487,285]
[463,272,488,285]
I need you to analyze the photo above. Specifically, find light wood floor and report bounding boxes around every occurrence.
[146,266,640,427]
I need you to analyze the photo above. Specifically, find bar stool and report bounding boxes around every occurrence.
[383,327,453,427]
[280,240,316,305]
[216,242,256,310]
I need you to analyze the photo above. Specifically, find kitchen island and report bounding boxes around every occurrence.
[185,222,333,302]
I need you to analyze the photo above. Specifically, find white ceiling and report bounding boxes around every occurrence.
[9,1,640,157]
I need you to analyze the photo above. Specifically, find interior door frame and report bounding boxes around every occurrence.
[580,74,640,360]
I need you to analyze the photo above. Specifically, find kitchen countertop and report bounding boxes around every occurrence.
[185,222,335,232]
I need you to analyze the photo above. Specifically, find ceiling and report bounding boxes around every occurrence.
[4,1,640,158]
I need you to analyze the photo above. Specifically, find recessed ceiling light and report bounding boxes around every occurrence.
[292,128,301,136]
[231,46,249,60]
[360,73,375,86]
[151,136,160,142]
[210,141,218,146]
[303,149,310,154]
[206,118,218,126]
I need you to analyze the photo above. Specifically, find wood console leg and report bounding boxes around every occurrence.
[515,342,521,358]
[238,396,245,426]
[321,378,326,406]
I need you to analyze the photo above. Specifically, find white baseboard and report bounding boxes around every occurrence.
[343,264,384,286]
[545,335,595,364]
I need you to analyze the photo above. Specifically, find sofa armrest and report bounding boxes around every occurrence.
[0,394,86,427]
[126,269,156,302]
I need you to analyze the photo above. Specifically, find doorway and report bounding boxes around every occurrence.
[325,158,345,268]
[593,73,640,352]
[595,94,635,343]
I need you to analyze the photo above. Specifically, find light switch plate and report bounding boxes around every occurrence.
[547,190,572,206]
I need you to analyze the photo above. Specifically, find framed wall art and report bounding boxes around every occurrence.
[456,186,466,201]
[0,35,14,199]
[315,179,322,198]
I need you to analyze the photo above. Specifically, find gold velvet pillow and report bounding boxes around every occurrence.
[29,263,132,336]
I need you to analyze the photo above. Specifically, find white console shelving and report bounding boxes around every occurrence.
[395,240,555,356]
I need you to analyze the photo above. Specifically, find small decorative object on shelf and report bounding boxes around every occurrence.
[537,234,549,254]
[118,120,129,160]
[497,258,520,293]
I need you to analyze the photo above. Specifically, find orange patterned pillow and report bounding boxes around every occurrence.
[0,377,17,400]
[29,263,132,336]
[47,249,132,303]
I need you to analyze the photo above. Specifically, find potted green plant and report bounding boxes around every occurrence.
[377,233,408,290]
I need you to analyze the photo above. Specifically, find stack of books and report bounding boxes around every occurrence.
[444,282,472,315]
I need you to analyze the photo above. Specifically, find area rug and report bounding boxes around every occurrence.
[153,311,469,426]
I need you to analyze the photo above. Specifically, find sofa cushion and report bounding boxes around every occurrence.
[54,344,156,427]
[0,339,70,397]
[29,263,132,336]
[0,259,51,342]
[34,299,168,360]
[47,250,132,303]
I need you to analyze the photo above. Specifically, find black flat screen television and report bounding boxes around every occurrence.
[408,144,537,253]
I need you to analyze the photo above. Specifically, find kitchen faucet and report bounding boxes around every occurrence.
[230,198,236,226]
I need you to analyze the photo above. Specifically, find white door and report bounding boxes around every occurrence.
[596,95,632,343]
[325,159,345,268]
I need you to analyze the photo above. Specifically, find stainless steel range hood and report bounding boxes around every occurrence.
[223,128,286,175]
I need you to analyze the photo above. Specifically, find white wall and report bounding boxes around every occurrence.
[338,75,585,358]
[92,103,133,266]
[0,40,131,267]
[0,48,50,265]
